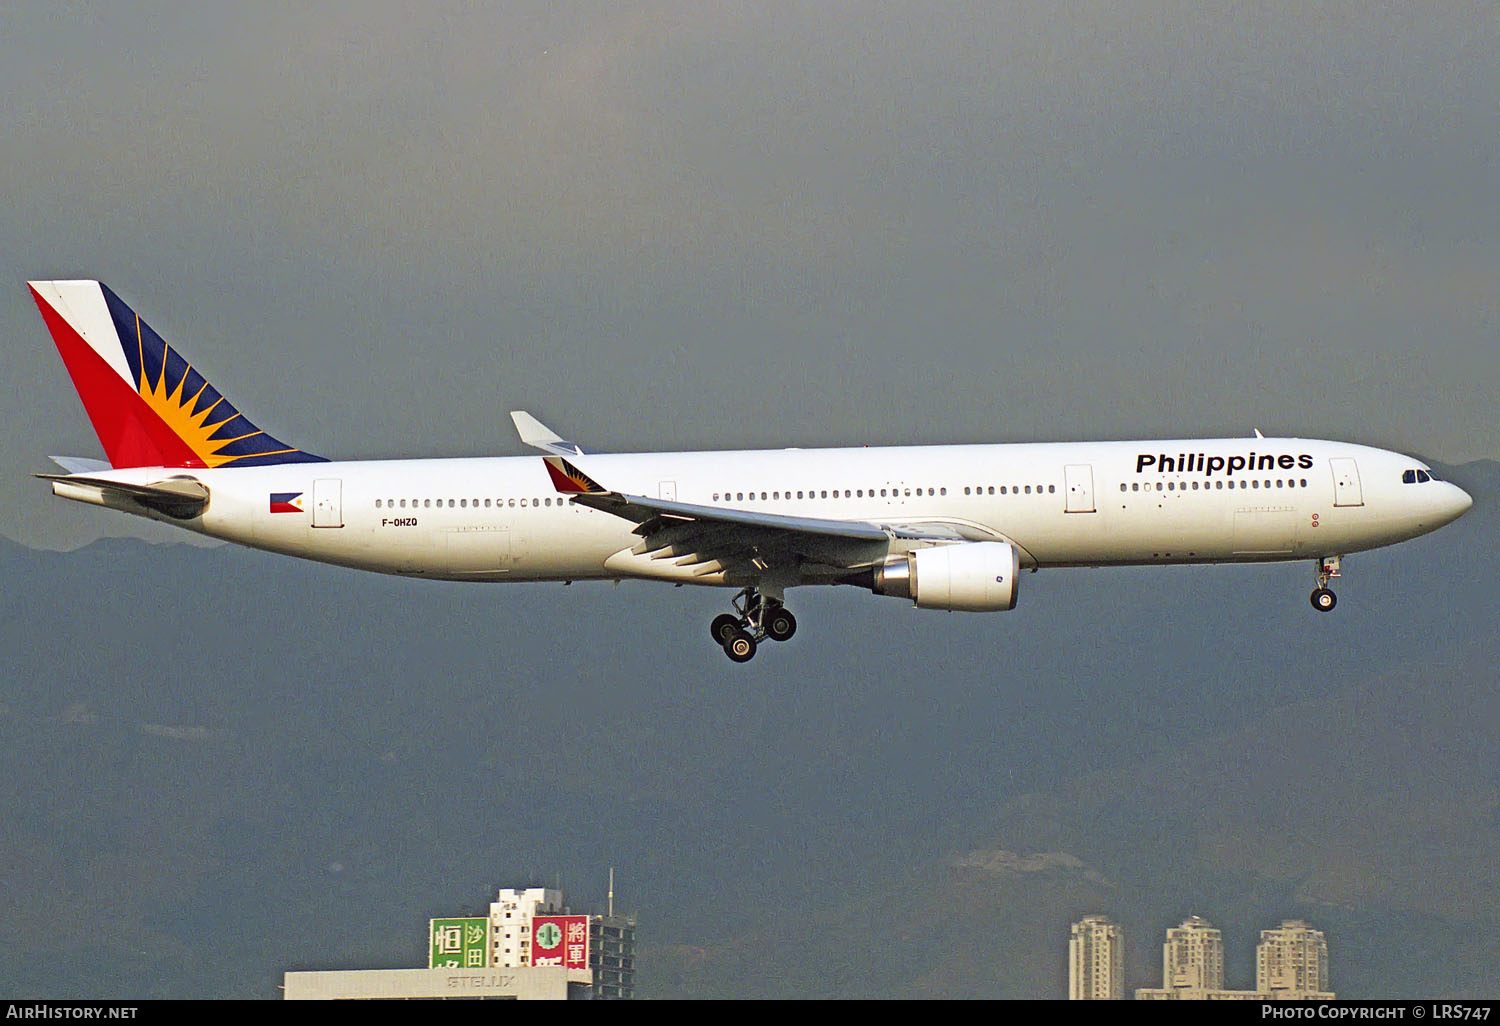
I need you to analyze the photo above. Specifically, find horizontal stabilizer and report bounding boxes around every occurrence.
[49,455,112,475]
[37,473,209,520]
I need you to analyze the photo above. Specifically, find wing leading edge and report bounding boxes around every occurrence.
[542,455,899,578]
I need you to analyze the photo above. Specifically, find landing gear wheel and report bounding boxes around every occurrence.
[723,630,757,663]
[710,613,742,645]
[1311,588,1337,612]
[765,608,797,642]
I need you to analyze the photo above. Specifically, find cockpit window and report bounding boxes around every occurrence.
[1417,470,1431,483]
[1402,470,1416,484]
[1402,469,1434,484]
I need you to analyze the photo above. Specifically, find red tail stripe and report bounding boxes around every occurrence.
[31,285,204,468]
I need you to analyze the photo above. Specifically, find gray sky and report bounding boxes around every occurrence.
[4,2,1497,548]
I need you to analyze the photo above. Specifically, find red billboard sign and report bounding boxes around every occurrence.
[532,915,589,970]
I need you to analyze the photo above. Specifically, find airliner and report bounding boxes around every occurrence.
[29,280,1472,661]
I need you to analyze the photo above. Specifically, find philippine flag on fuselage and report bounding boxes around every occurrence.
[269,492,305,513]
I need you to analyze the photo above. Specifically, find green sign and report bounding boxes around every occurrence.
[430,917,490,969]
[535,921,562,948]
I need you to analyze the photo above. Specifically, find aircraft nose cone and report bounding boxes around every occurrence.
[1445,483,1474,522]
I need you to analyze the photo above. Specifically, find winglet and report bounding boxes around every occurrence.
[543,456,606,494]
[511,411,584,456]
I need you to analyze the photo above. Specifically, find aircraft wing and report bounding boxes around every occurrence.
[36,472,209,520]
[543,455,928,575]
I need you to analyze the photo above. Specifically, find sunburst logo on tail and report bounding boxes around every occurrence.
[131,314,285,468]
[102,285,323,468]
[543,456,606,494]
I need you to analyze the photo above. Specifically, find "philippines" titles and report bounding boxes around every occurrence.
[1136,452,1314,478]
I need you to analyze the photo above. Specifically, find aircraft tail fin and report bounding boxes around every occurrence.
[28,280,325,469]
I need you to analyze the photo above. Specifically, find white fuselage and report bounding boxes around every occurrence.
[76,437,1471,589]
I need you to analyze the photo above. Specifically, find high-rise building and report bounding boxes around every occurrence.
[1069,915,1125,1000]
[1134,915,1334,1001]
[284,880,634,999]
[590,914,637,999]
[1162,915,1224,993]
[490,886,564,968]
[1257,920,1330,998]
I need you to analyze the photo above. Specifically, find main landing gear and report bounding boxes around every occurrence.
[1310,555,1341,612]
[710,587,797,662]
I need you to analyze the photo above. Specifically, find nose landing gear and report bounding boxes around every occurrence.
[710,587,797,661]
[1310,555,1341,612]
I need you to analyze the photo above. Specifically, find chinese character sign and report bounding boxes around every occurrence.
[531,915,589,970]
[430,917,490,969]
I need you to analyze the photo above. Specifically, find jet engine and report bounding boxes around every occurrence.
[869,541,1020,612]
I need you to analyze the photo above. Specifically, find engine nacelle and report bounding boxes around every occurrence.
[872,541,1020,612]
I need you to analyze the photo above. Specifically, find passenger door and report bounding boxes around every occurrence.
[1064,464,1096,513]
[1330,458,1363,507]
[312,478,343,528]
